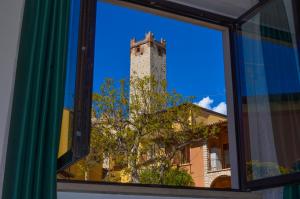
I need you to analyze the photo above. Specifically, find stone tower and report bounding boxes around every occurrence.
[130,32,166,99]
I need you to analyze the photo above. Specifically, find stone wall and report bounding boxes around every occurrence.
[129,32,166,105]
[150,44,166,83]
[130,42,151,80]
[205,168,231,187]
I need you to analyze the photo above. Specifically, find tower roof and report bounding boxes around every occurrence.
[130,31,166,49]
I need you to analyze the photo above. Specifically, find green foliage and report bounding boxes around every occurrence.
[76,127,103,174]
[102,171,122,183]
[139,168,160,184]
[164,168,195,186]
[140,167,194,186]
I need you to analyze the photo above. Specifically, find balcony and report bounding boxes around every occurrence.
[208,157,230,172]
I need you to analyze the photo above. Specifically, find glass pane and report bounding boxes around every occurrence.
[58,0,233,189]
[58,0,81,159]
[237,0,300,181]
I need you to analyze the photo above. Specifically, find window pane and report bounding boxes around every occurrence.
[58,0,81,159]
[58,0,232,189]
[237,0,300,181]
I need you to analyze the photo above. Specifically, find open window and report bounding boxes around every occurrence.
[233,0,300,190]
[57,0,96,171]
[56,0,300,194]
[58,0,233,189]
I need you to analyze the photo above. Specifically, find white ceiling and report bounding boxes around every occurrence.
[166,0,259,19]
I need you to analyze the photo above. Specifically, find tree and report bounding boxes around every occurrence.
[140,167,195,186]
[76,127,103,180]
[91,76,219,183]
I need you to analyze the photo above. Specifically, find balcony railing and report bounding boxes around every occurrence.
[208,157,230,171]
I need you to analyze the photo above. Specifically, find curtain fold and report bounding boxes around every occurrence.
[2,0,70,198]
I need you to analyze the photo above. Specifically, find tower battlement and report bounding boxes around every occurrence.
[130,32,166,51]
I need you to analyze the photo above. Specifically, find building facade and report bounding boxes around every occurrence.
[176,106,231,188]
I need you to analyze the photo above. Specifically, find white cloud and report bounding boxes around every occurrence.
[195,96,214,109]
[212,102,227,115]
[195,96,227,115]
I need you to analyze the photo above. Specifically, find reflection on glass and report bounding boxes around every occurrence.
[237,0,300,181]
[58,0,81,158]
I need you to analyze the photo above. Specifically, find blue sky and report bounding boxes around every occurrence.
[93,1,227,114]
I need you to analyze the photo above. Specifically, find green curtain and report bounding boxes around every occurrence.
[2,0,70,198]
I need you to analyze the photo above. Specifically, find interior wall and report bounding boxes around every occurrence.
[0,0,24,197]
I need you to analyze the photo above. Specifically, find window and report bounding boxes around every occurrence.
[223,144,230,169]
[136,46,141,54]
[57,0,96,172]
[57,0,231,189]
[180,146,191,165]
[210,147,222,171]
[234,0,300,190]
[56,0,300,194]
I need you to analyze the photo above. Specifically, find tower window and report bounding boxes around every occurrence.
[158,48,163,56]
[135,46,144,55]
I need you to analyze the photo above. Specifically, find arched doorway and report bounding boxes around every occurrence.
[210,175,231,189]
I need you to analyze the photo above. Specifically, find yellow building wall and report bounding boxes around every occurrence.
[57,160,103,181]
[57,109,103,181]
[88,163,103,181]
[193,110,226,126]
[58,109,72,158]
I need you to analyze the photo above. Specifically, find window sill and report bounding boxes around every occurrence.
[57,180,261,199]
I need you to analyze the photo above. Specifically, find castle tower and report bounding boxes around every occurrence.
[130,32,166,99]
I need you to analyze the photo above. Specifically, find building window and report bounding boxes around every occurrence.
[158,48,163,56]
[180,145,191,164]
[223,144,230,169]
[136,46,140,53]
[209,147,222,171]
